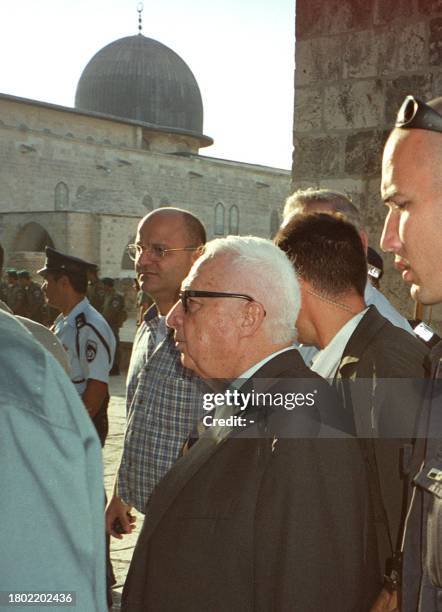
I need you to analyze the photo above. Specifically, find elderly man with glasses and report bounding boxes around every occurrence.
[380,96,442,612]
[105,207,207,542]
[121,235,380,612]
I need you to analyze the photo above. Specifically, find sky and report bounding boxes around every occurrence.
[0,0,295,169]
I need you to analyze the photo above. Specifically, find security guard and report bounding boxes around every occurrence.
[102,277,126,375]
[38,246,116,607]
[38,247,116,444]
[17,270,45,323]
[6,269,27,316]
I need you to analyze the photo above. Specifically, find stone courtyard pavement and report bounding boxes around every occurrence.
[105,373,143,611]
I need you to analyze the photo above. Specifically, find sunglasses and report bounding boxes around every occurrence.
[179,289,266,315]
[395,95,442,133]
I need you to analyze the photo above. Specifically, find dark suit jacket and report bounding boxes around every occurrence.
[401,342,442,611]
[122,348,379,612]
[334,305,429,576]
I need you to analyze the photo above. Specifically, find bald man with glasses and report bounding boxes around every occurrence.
[105,207,207,540]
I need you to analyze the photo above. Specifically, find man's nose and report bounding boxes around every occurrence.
[380,209,400,253]
[166,299,183,330]
[137,247,157,266]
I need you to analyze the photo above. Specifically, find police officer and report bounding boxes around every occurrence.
[38,246,116,607]
[6,269,27,316]
[38,247,115,443]
[380,95,442,611]
[17,270,45,323]
[102,278,126,376]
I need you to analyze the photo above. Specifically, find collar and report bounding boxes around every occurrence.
[311,308,368,380]
[144,303,159,323]
[364,280,375,303]
[65,297,89,327]
[233,346,298,389]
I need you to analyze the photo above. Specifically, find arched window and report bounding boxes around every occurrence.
[121,237,136,271]
[270,209,280,238]
[229,205,239,235]
[55,181,69,210]
[15,223,55,251]
[214,203,225,236]
[143,195,153,211]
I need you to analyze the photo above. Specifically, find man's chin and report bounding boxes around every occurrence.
[180,352,197,373]
[410,282,442,306]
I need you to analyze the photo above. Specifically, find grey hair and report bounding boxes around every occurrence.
[193,235,300,344]
[283,188,361,230]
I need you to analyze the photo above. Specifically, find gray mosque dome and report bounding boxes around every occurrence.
[75,34,204,136]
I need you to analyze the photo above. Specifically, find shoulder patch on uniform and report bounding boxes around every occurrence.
[86,339,97,362]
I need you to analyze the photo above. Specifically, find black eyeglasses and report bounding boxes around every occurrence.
[395,95,442,134]
[179,289,266,315]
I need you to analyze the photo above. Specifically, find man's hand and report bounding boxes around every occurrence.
[370,588,399,612]
[105,495,136,539]
[82,379,108,419]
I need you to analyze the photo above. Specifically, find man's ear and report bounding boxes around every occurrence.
[60,274,72,290]
[191,246,205,265]
[239,301,265,338]
[359,229,369,253]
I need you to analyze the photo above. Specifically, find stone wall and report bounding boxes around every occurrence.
[0,96,291,276]
[294,0,442,322]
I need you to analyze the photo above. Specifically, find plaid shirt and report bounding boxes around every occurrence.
[117,306,204,512]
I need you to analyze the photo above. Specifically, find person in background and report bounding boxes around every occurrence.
[38,246,116,607]
[282,188,412,334]
[88,266,106,313]
[105,208,206,542]
[275,212,429,612]
[6,268,27,316]
[17,269,46,323]
[102,277,127,376]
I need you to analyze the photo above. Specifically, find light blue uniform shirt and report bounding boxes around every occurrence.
[53,297,115,395]
[0,310,107,611]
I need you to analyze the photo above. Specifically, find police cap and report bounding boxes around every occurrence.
[367,247,384,280]
[17,270,30,279]
[6,269,18,279]
[102,277,114,287]
[37,247,96,278]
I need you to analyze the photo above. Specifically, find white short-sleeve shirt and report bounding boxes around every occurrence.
[53,297,116,395]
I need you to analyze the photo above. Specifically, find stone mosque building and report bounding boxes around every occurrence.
[0,28,290,278]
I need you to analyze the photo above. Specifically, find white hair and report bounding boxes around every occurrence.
[193,235,300,344]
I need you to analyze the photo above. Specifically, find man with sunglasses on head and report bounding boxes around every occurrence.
[105,208,206,540]
[381,95,442,612]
